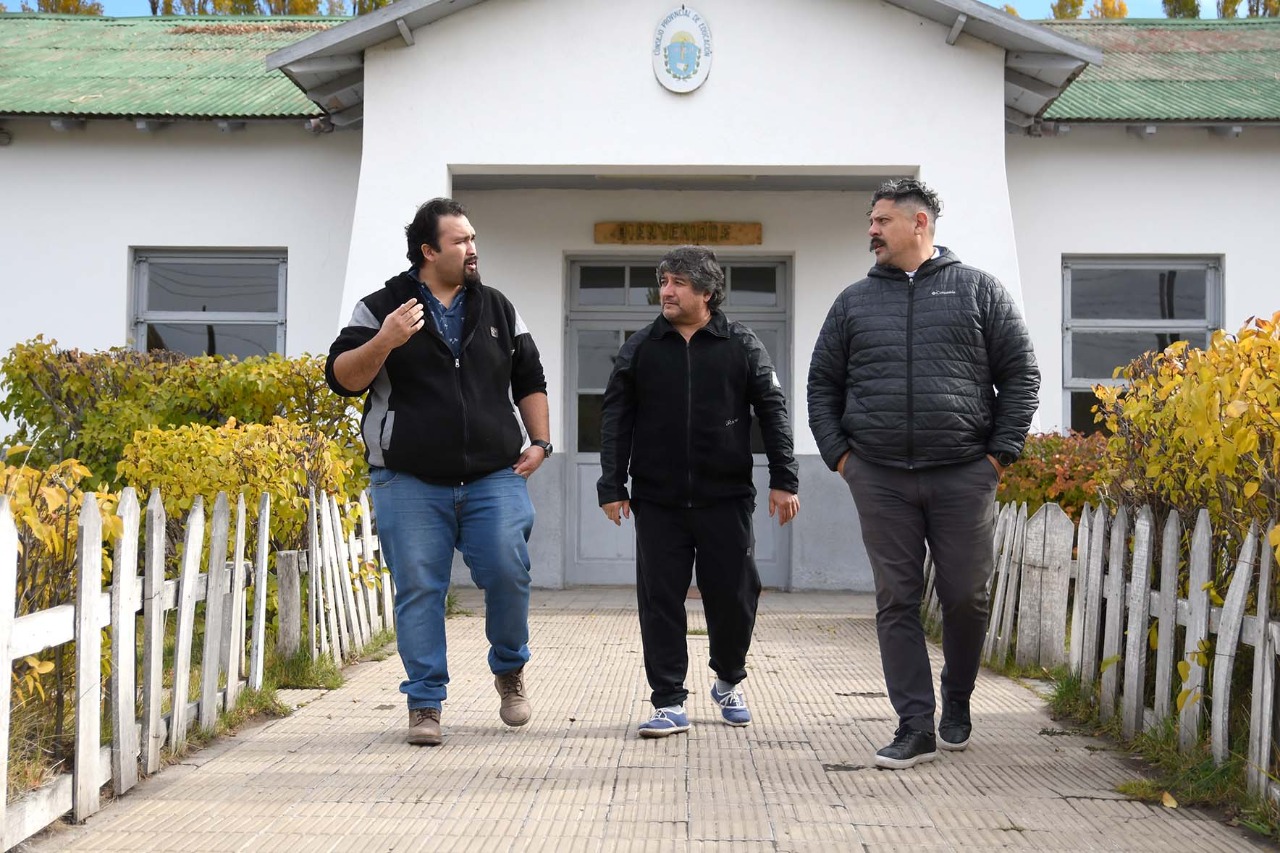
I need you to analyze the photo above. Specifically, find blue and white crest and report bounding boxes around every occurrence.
[652,7,713,94]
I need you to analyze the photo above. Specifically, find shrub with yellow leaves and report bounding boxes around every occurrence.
[1094,311,1280,574]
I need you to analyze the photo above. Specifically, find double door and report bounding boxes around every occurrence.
[564,259,792,587]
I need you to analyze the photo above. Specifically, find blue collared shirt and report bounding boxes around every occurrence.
[410,268,467,358]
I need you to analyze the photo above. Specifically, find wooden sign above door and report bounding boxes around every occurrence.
[594,221,763,246]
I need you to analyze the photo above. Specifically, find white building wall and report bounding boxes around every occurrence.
[453,188,872,458]
[1007,125,1280,430]
[343,0,1025,425]
[0,121,362,362]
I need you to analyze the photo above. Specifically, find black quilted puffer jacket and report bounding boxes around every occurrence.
[807,248,1040,472]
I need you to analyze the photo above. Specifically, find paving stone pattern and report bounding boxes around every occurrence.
[24,589,1272,852]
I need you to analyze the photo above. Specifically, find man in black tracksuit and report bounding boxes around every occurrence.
[598,245,800,738]
[808,179,1040,769]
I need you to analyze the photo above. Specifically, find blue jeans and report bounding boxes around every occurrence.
[368,466,535,710]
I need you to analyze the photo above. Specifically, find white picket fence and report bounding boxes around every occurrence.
[925,500,1280,799]
[0,488,391,850]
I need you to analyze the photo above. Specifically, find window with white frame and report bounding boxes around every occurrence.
[1063,257,1222,433]
[133,250,287,358]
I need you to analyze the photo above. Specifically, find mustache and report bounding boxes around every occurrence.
[870,239,885,250]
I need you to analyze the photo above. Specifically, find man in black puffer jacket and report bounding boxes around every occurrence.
[807,179,1039,770]
[598,246,799,739]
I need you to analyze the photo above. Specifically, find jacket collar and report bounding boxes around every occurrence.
[650,308,730,340]
[868,246,960,281]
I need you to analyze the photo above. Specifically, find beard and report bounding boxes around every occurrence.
[463,260,482,287]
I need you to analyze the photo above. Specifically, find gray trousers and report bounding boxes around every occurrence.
[844,454,999,732]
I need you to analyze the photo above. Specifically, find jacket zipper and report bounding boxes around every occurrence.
[685,338,694,508]
[906,278,916,469]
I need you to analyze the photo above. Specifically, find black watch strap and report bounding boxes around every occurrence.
[531,439,553,457]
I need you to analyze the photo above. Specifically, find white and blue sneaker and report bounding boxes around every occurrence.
[710,682,752,726]
[638,706,690,738]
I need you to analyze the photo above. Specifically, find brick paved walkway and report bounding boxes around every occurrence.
[24,589,1272,851]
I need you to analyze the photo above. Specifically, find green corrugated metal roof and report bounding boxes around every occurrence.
[0,14,345,120]
[1040,19,1280,122]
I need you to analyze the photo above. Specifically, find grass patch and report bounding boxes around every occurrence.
[687,627,708,636]
[1045,668,1280,840]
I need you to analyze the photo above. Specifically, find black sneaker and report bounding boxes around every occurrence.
[938,698,972,751]
[875,725,937,769]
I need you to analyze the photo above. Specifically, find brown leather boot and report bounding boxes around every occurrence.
[494,667,531,727]
[407,707,442,746]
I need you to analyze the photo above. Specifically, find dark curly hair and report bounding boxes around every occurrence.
[871,179,943,230]
[656,245,725,311]
[405,198,468,267]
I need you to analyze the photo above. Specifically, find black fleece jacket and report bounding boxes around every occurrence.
[597,310,799,508]
[807,247,1040,471]
[325,272,546,485]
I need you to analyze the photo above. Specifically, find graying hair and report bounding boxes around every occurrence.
[656,245,725,311]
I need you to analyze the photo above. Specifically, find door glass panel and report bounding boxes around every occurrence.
[578,266,625,306]
[578,393,604,453]
[728,266,778,308]
[578,330,621,390]
[627,266,661,307]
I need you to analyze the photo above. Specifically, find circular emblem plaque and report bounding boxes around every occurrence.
[652,6,713,94]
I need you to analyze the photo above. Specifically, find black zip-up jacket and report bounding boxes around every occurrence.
[325,272,547,485]
[807,247,1040,471]
[597,310,799,508]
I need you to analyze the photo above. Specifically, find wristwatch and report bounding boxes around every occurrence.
[993,451,1017,467]
[531,439,553,457]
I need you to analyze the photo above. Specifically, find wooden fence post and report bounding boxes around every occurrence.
[73,495,102,822]
[140,490,167,774]
[331,496,368,652]
[1211,526,1258,764]
[110,488,140,796]
[1100,504,1129,723]
[276,550,302,658]
[983,504,1017,663]
[223,495,248,711]
[1079,503,1109,688]
[1121,506,1155,739]
[1068,504,1092,676]
[1152,511,1182,722]
[1179,509,1212,752]
[199,494,231,731]
[359,493,383,635]
[0,498,19,836]
[1247,520,1276,795]
[1016,505,1048,668]
[249,494,271,691]
[1041,505,1076,668]
[318,494,345,658]
[308,489,323,660]
[994,504,1027,666]
[170,496,205,752]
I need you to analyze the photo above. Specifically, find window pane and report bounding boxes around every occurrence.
[728,266,778,307]
[145,323,276,359]
[1070,330,1203,379]
[578,393,603,452]
[1069,391,1107,435]
[578,330,621,390]
[1070,268,1207,321]
[578,266,625,306]
[147,261,280,313]
[628,266,661,307]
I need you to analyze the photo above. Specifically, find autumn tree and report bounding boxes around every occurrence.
[1050,0,1084,18]
[1088,0,1128,16]
[1218,0,1243,15]
[1003,4,1020,14]
[1246,0,1280,14]
[1163,0,1200,15]
[20,0,104,12]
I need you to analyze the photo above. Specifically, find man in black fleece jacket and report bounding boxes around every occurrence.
[598,246,799,738]
[326,198,549,747]
[807,180,1040,769]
